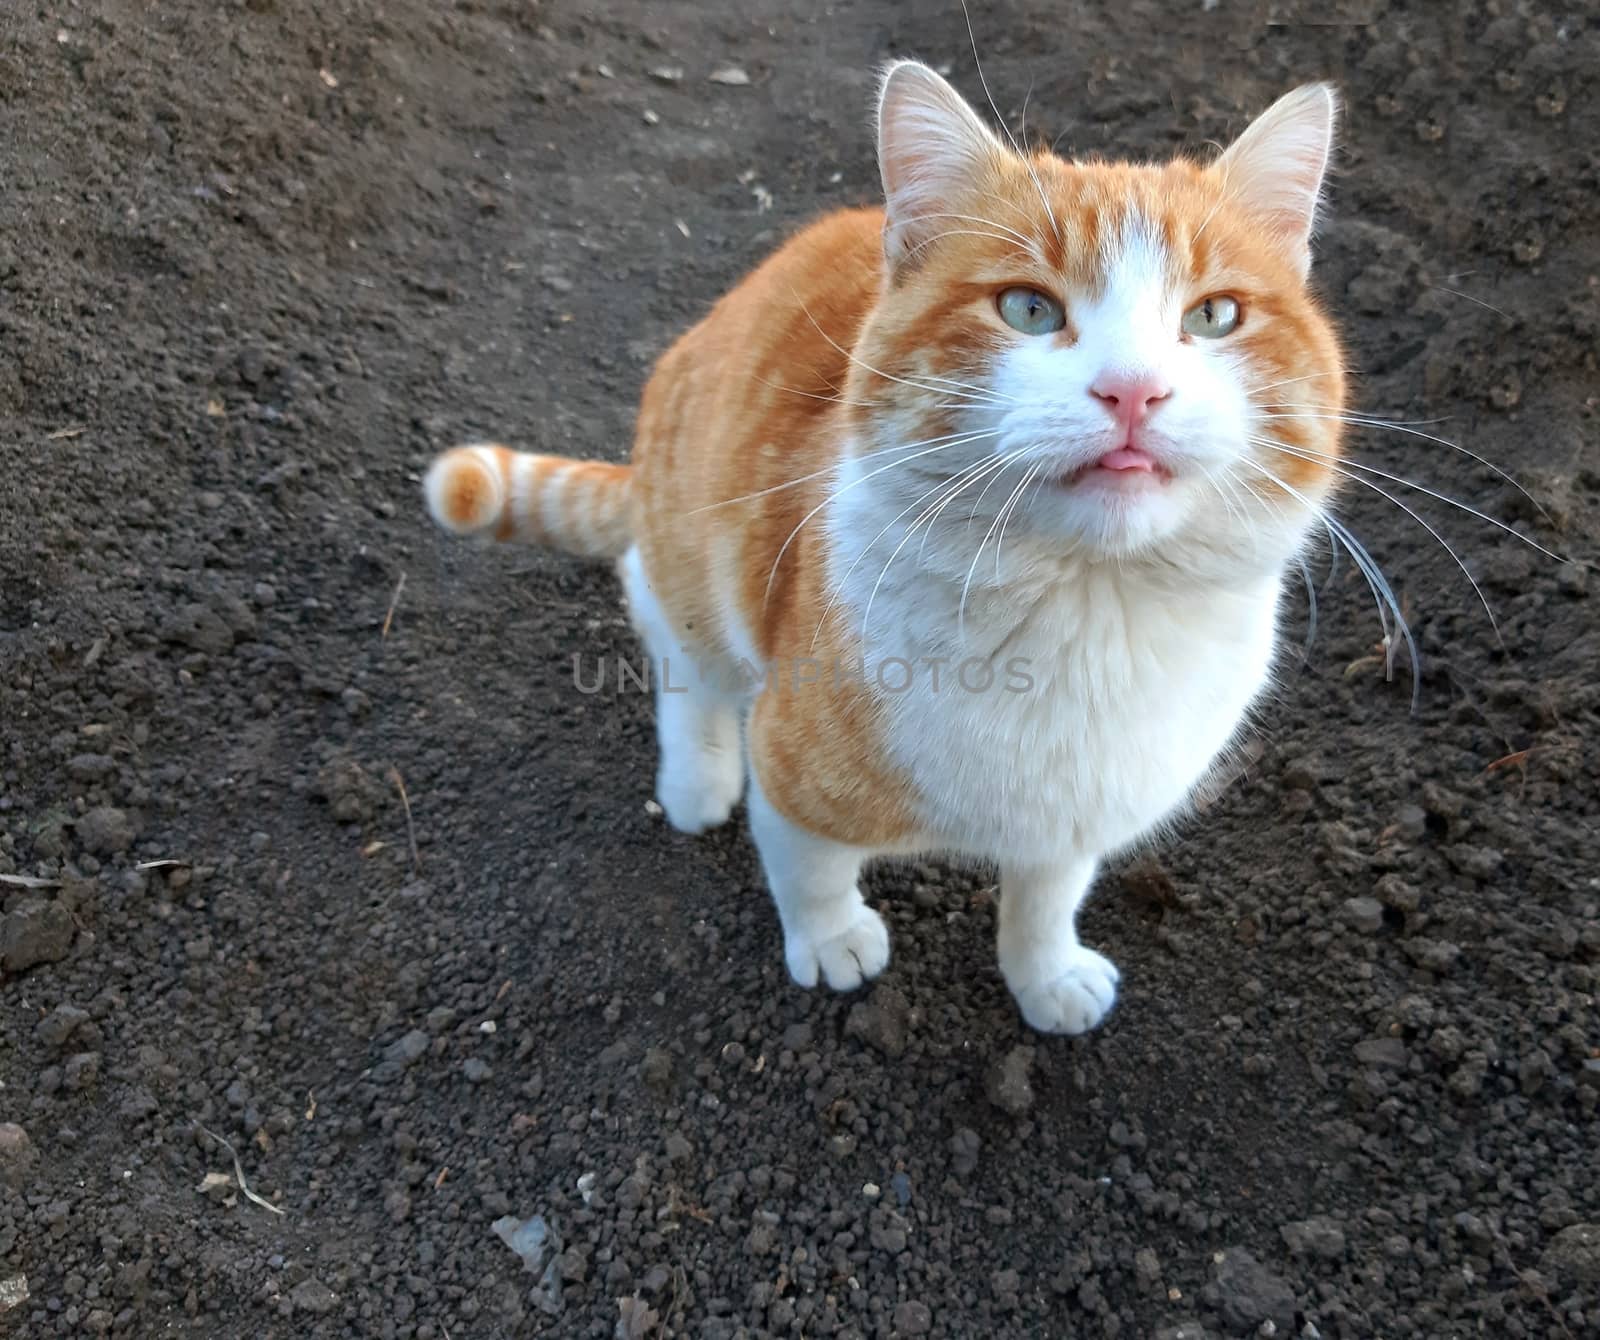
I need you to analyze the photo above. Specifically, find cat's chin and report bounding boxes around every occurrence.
[1033,479,1194,558]
[1055,463,1174,492]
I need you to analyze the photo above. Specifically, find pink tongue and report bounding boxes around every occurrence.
[1095,446,1157,473]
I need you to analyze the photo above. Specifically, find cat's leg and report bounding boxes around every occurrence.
[997,858,1121,1035]
[654,671,744,834]
[745,769,889,991]
[619,547,744,833]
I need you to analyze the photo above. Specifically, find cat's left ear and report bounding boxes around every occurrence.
[876,60,1006,266]
[1214,84,1339,277]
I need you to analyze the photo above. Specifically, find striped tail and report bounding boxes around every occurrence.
[423,444,633,559]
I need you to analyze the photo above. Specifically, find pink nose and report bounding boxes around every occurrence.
[1090,372,1172,430]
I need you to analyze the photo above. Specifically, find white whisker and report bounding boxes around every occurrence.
[762,429,1002,606]
[752,373,981,415]
[1247,435,1567,566]
[808,454,1007,652]
[791,292,1013,407]
[1218,463,1318,655]
[959,0,1062,247]
[963,445,1033,527]
[1232,456,1420,706]
[1199,465,1249,531]
[1190,152,1231,248]
[895,210,1038,251]
[1255,410,1550,522]
[923,447,1029,560]
[1255,404,1450,428]
[1429,284,1510,320]
[1247,370,1336,398]
[1249,437,1505,647]
[993,460,1046,580]
[1296,553,1319,657]
[690,425,992,515]
[960,458,1041,640]
[855,453,1023,645]
[904,230,1041,263]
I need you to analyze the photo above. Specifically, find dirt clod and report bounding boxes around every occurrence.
[34,1004,91,1048]
[985,1045,1037,1115]
[1340,895,1384,933]
[159,603,236,656]
[844,983,913,1057]
[1280,1215,1348,1261]
[312,758,388,824]
[894,1299,934,1334]
[1,899,75,972]
[949,1127,982,1178]
[1540,1223,1600,1287]
[0,1124,37,1190]
[1354,1037,1409,1070]
[289,1279,337,1316]
[74,806,136,856]
[392,1029,430,1063]
[62,1052,101,1091]
[1205,1248,1298,1335]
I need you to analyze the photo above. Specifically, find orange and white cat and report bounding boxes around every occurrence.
[424,62,1344,1034]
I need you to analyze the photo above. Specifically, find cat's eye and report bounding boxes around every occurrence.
[1182,295,1241,339]
[997,287,1066,336]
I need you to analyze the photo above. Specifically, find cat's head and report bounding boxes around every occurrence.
[848,61,1345,578]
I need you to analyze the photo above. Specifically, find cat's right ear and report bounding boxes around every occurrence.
[876,60,1005,267]
[1214,84,1339,278]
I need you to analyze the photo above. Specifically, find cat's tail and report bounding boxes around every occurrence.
[423,445,633,559]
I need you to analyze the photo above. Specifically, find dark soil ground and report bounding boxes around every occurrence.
[3,1,1598,1336]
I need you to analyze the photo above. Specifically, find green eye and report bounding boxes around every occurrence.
[1182,294,1241,339]
[997,287,1066,336]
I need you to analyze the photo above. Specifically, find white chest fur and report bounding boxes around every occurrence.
[826,512,1283,865]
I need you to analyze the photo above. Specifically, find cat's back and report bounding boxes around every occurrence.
[628,209,887,655]
[632,208,884,475]
[688,206,886,376]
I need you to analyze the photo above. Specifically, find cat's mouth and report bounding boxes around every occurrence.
[1094,446,1160,473]
[1061,445,1174,487]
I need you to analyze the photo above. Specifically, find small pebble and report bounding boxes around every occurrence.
[1341,896,1385,934]
[985,1045,1035,1116]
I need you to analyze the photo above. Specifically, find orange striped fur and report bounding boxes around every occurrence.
[426,445,632,558]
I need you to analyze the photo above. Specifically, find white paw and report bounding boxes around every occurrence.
[657,753,743,834]
[785,904,891,992]
[1008,945,1121,1035]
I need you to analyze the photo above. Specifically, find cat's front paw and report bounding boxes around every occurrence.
[656,754,743,834]
[784,904,890,992]
[1008,945,1121,1035]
